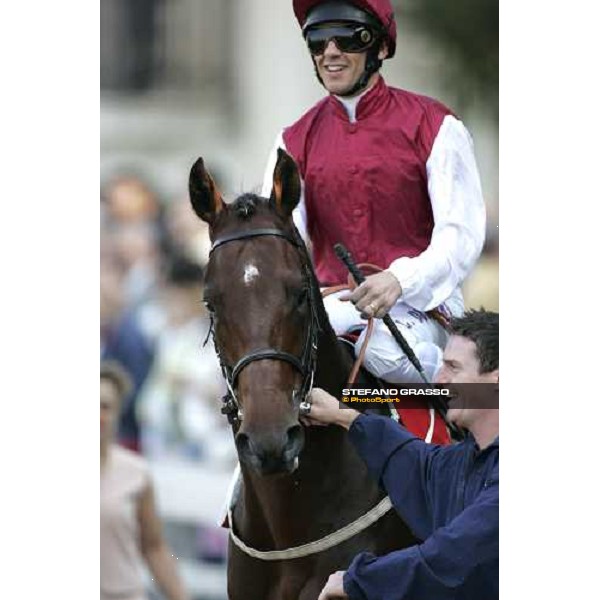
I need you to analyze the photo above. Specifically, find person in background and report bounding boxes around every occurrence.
[101,181,169,451]
[161,196,212,266]
[137,256,230,464]
[101,170,164,309]
[101,257,155,452]
[102,172,160,226]
[101,360,188,600]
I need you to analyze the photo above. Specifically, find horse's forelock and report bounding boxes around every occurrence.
[232,193,266,220]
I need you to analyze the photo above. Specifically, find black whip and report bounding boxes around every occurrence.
[334,243,464,440]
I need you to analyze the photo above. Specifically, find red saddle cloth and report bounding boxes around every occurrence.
[339,332,451,445]
[395,398,450,445]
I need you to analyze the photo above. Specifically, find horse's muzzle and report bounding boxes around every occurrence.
[235,424,305,475]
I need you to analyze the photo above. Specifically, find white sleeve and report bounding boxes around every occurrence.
[386,115,486,312]
[261,130,309,243]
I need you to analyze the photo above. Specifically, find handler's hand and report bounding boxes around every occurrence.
[340,271,402,319]
[318,571,348,600]
[300,388,359,430]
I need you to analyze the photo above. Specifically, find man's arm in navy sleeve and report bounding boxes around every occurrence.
[343,483,499,600]
[348,413,450,539]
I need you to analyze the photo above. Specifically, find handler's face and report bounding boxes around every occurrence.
[435,335,498,429]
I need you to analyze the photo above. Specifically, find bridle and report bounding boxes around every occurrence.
[206,227,320,429]
[210,226,397,562]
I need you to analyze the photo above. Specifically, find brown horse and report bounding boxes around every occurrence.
[189,150,416,600]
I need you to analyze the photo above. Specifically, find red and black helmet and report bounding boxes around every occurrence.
[293,0,397,58]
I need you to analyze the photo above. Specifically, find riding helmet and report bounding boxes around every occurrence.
[292,0,397,58]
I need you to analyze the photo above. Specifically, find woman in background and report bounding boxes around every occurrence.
[101,360,188,600]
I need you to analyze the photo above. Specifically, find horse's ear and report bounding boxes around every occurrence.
[270,149,301,217]
[189,157,226,224]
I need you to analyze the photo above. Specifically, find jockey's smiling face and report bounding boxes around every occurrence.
[435,335,499,430]
[311,23,388,96]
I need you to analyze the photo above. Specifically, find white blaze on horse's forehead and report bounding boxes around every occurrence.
[243,263,260,286]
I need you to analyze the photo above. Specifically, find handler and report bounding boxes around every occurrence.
[303,309,499,600]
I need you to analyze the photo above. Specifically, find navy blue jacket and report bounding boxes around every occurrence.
[343,414,499,600]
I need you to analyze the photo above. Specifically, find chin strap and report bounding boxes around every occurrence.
[339,45,382,97]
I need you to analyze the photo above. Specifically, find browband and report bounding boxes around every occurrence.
[211,228,300,253]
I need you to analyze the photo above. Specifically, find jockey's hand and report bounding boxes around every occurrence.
[300,388,359,430]
[318,571,348,600]
[340,271,402,319]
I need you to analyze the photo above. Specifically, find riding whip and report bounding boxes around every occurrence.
[333,243,464,440]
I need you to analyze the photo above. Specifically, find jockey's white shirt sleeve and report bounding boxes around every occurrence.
[387,115,486,312]
[261,131,309,242]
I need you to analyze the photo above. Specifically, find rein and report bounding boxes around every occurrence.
[321,263,383,387]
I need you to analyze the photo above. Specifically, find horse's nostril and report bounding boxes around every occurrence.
[235,432,251,456]
[285,425,305,459]
[287,424,303,442]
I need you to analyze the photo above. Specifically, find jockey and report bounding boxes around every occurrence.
[261,0,486,440]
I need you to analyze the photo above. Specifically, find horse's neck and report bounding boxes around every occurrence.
[315,338,350,394]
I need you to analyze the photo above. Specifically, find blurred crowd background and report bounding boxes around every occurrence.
[100,1,498,598]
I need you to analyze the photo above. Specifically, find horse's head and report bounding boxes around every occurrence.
[189,150,317,475]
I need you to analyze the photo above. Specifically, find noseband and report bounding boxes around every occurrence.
[208,228,319,428]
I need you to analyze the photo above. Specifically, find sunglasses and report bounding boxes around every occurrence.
[304,25,376,56]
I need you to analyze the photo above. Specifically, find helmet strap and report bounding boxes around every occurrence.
[340,44,382,97]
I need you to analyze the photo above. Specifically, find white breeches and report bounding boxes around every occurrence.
[323,291,453,384]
